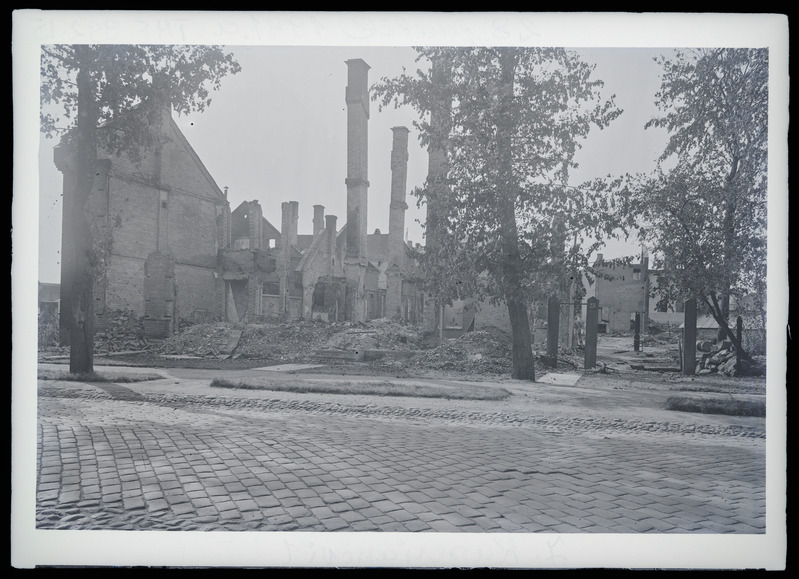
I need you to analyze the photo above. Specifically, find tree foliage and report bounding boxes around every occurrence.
[619,48,768,360]
[40,44,241,372]
[41,44,241,154]
[373,47,623,379]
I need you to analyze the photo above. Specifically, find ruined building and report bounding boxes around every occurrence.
[54,58,423,340]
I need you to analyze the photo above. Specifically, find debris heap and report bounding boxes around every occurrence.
[696,340,765,377]
[158,322,239,357]
[236,321,342,361]
[399,330,514,375]
[94,310,149,353]
[324,318,422,351]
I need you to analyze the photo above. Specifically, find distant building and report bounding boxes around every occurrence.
[583,253,652,334]
[38,282,60,318]
[584,252,689,334]
[38,282,60,347]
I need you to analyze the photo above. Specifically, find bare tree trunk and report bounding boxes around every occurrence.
[425,53,453,346]
[497,48,535,381]
[438,303,444,345]
[68,45,97,374]
[702,291,754,364]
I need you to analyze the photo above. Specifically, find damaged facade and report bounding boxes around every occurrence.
[54,58,423,340]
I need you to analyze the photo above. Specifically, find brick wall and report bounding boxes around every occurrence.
[174,263,219,322]
[107,177,160,260]
[160,120,224,203]
[104,255,147,315]
[143,252,175,338]
[299,241,334,319]
[96,110,225,326]
[594,264,648,333]
[144,253,175,317]
[167,190,221,266]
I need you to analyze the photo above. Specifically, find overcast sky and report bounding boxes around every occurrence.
[36,44,671,284]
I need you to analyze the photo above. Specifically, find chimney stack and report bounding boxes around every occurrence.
[313,205,325,237]
[344,58,370,260]
[325,214,338,265]
[388,126,410,268]
[280,202,291,250]
[288,201,299,247]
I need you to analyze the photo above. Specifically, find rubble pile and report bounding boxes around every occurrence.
[458,329,513,356]
[401,330,513,375]
[325,318,423,352]
[156,319,422,362]
[696,340,765,377]
[158,322,238,357]
[236,321,342,361]
[94,310,150,353]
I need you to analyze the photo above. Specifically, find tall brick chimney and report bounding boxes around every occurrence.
[313,205,325,237]
[389,126,410,268]
[288,200,299,247]
[343,58,370,323]
[325,214,338,266]
[344,58,370,260]
[247,200,264,250]
[280,201,291,250]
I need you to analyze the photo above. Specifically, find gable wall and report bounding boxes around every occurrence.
[87,110,225,322]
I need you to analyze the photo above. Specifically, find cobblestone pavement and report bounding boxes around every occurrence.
[36,371,766,534]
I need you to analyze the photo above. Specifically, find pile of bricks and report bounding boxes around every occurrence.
[236,321,343,361]
[324,319,422,352]
[94,310,150,353]
[695,340,765,377]
[158,322,236,357]
[398,330,514,375]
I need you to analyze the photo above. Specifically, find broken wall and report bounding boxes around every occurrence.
[55,105,229,333]
[594,263,649,333]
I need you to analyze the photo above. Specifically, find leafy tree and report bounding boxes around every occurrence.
[374,47,622,380]
[620,48,768,362]
[40,44,241,373]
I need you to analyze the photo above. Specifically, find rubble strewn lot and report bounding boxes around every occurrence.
[38,312,766,391]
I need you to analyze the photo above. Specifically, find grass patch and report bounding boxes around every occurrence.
[37,369,163,383]
[210,378,511,401]
[665,396,765,417]
[670,382,766,396]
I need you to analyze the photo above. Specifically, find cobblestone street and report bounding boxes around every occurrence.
[36,371,766,535]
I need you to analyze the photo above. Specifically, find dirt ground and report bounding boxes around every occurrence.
[38,321,767,412]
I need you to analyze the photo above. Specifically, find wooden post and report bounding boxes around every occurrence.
[584,297,599,369]
[633,312,641,352]
[439,304,445,345]
[546,295,559,368]
[682,297,697,376]
[567,281,575,350]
